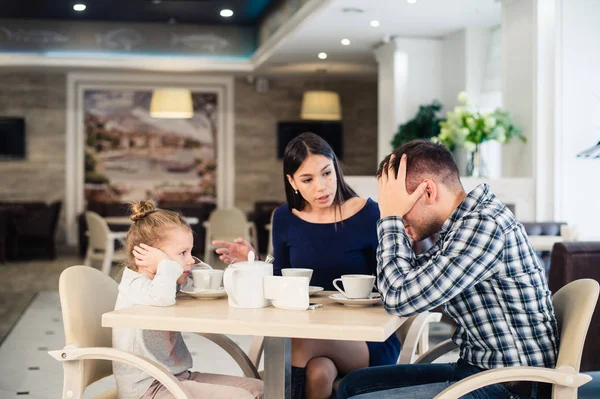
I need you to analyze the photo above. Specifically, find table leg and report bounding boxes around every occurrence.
[263,336,291,399]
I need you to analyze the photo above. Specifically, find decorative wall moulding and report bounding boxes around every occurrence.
[0,19,255,58]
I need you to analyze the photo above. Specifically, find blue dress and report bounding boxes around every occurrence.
[271,198,401,367]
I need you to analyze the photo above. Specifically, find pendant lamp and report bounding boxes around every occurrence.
[301,90,342,121]
[150,88,193,119]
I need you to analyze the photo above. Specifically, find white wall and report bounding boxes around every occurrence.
[557,0,600,239]
[442,30,466,113]
[442,27,502,178]
[394,38,444,122]
[375,38,443,163]
[501,0,535,178]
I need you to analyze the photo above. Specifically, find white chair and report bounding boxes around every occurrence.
[203,207,258,265]
[413,279,599,399]
[49,265,260,399]
[84,211,127,275]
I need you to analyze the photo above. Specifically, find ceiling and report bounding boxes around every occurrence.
[259,0,501,76]
[0,0,275,26]
[0,0,502,76]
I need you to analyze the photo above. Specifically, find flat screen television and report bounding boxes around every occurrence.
[0,117,26,160]
[277,121,343,160]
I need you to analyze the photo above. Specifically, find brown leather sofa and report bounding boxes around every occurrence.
[548,241,600,372]
[0,201,62,260]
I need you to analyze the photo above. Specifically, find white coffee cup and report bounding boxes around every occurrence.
[192,269,224,291]
[264,275,310,310]
[281,268,313,282]
[333,274,375,299]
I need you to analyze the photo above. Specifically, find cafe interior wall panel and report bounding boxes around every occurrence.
[0,71,378,244]
[0,71,67,242]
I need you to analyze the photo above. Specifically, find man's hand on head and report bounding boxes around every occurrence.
[378,154,428,219]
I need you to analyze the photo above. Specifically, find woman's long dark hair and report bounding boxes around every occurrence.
[283,132,357,219]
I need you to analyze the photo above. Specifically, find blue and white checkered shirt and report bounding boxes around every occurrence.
[377,183,558,369]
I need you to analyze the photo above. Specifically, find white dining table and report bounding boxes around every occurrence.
[102,291,405,399]
[104,216,200,225]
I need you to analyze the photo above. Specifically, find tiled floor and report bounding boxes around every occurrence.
[0,290,262,398]
[0,253,457,398]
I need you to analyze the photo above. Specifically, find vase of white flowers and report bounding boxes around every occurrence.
[434,92,526,178]
[466,144,486,178]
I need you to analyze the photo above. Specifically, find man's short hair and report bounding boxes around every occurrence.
[377,140,462,193]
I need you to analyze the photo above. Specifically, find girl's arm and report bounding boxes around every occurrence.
[127,260,183,306]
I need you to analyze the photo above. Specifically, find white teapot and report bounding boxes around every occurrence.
[223,251,273,308]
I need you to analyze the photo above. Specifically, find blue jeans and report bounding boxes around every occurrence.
[337,359,538,399]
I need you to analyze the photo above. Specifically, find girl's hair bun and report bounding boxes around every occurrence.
[129,201,157,222]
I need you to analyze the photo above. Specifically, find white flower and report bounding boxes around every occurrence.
[453,106,465,116]
[457,91,468,104]
[484,116,497,130]
[459,128,470,138]
[495,126,507,144]
[464,141,476,152]
[466,117,476,130]
[439,127,450,140]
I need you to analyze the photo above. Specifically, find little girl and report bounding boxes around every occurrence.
[112,201,264,399]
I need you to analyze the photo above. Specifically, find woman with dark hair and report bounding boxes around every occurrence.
[212,133,400,399]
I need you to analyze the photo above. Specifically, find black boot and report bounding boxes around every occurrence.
[291,366,306,399]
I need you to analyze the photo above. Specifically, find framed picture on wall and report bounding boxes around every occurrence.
[82,89,218,206]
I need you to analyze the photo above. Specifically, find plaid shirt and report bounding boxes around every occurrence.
[377,183,558,369]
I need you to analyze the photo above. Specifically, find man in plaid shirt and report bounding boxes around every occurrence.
[338,141,558,399]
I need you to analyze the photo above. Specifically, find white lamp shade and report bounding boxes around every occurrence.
[150,88,194,119]
[301,90,342,121]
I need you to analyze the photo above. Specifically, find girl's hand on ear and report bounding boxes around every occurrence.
[133,243,170,277]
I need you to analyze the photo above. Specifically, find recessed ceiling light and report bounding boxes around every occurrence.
[407,0,417,3]
[73,4,86,11]
[370,20,380,27]
[220,9,234,18]
[152,0,161,4]
[341,39,351,46]
[318,52,327,60]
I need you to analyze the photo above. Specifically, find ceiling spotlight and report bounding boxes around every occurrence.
[152,0,161,3]
[341,38,351,46]
[220,9,234,17]
[407,0,417,3]
[318,52,327,60]
[370,20,380,27]
[73,3,86,11]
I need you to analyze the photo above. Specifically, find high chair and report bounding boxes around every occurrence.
[49,265,260,399]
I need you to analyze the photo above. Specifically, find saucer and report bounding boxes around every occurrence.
[181,287,227,300]
[309,286,324,296]
[329,293,382,307]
